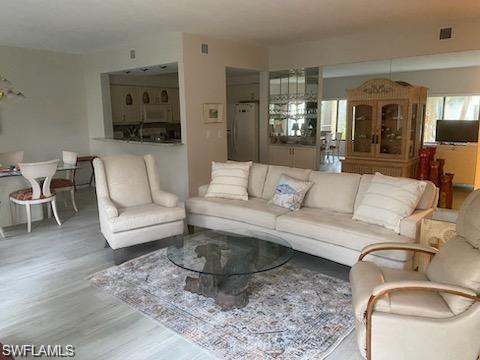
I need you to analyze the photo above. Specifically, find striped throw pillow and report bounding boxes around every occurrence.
[353,173,427,233]
[205,161,252,200]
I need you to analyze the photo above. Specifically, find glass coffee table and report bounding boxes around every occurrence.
[167,230,294,310]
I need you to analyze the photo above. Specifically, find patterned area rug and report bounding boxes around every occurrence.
[90,247,354,359]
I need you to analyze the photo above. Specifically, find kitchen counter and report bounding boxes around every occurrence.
[92,137,184,146]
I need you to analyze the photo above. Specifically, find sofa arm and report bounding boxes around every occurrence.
[432,208,459,223]
[399,208,434,239]
[198,184,210,197]
[153,190,178,208]
[359,242,438,261]
[99,197,118,219]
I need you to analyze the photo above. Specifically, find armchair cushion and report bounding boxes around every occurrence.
[102,155,153,208]
[108,203,185,233]
[426,236,480,315]
[456,188,480,248]
[350,261,453,322]
[152,190,178,208]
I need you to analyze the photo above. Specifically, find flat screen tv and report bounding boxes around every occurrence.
[435,120,479,143]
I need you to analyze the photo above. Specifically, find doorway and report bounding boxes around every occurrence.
[226,67,260,162]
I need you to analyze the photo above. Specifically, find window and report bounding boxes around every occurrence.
[424,95,480,143]
[320,99,347,139]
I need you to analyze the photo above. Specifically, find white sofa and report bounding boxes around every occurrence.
[186,164,438,269]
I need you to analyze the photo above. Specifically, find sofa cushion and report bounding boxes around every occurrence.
[304,172,361,214]
[248,163,269,198]
[354,174,436,212]
[350,261,453,322]
[353,173,426,233]
[205,161,251,201]
[109,203,185,233]
[276,207,414,261]
[261,165,311,200]
[186,196,290,229]
[102,155,153,208]
[426,236,480,315]
[268,174,313,210]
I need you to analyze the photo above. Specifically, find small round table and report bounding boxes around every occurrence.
[167,230,294,310]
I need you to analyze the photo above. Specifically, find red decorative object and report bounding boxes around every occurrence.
[439,173,454,209]
[417,149,432,180]
[429,160,440,187]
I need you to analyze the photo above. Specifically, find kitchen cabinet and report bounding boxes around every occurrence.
[269,145,292,167]
[269,145,317,169]
[110,85,142,124]
[342,79,427,178]
[111,85,181,125]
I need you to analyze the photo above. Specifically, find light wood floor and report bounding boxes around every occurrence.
[0,188,362,360]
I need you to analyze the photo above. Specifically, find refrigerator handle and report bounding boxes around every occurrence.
[234,112,237,153]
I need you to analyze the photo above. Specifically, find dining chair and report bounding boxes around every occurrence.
[321,133,335,163]
[49,151,78,212]
[9,159,61,233]
[0,151,24,168]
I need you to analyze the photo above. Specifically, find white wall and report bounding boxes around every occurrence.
[82,32,191,200]
[181,33,268,194]
[269,20,480,70]
[0,46,89,161]
[323,66,480,99]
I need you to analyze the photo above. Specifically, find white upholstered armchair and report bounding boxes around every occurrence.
[93,154,185,264]
[350,189,480,360]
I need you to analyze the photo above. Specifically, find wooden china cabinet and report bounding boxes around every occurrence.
[341,79,428,178]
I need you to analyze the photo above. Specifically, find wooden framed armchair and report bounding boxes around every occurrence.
[350,189,480,360]
[93,154,185,264]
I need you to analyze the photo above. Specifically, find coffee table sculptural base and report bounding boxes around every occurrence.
[167,231,293,311]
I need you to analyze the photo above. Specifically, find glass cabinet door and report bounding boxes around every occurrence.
[377,101,407,158]
[349,102,375,156]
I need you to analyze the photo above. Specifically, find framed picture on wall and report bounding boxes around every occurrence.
[203,103,224,123]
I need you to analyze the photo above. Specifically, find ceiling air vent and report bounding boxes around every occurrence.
[439,27,452,40]
[201,43,209,54]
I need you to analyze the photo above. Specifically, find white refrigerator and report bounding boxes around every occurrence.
[228,102,259,162]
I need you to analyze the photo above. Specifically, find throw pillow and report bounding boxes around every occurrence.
[205,161,252,201]
[352,172,427,233]
[268,174,313,211]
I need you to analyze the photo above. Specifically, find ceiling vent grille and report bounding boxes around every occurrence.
[201,43,209,54]
[439,27,452,40]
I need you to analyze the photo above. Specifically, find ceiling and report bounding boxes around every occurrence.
[323,50,480,78]
[0,0,479,53]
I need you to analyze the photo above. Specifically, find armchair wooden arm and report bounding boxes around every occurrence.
[365,280,480,360]
[358,242,439,261]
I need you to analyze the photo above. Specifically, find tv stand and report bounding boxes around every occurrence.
[429,143,477,185]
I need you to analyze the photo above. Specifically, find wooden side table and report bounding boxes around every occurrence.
[74,155,97,190]
[415,217,457,272]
